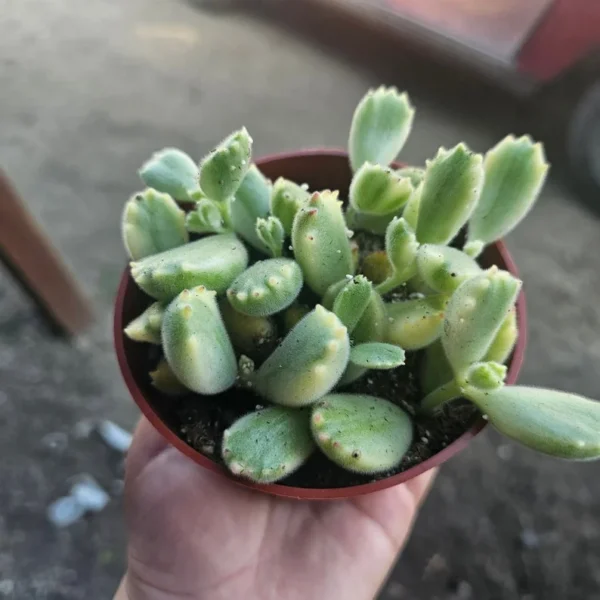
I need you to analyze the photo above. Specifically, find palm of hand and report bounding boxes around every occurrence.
[123,419,435,600]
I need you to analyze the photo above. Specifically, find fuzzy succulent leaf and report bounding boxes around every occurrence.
[332,275,373,334]
[230,164,272,252]
[466,135,549,255]
[419,339,454,396]
[323,280,385,344]
[282,303,311,332]
[352,290,386,344]
[484,308,518,364]
[339,289,387,386]
[361,251,393,285]
[396,166,424,187]
[402,182,422,231]
[463,385,600,461]
[222,407,315,483]
[344,206,400,236]
[349,87,415,172]
[256,216,285,258]
[349,163,413,216]
[271,177,310,234]
[226,258,303,317]
[219,299,277,358]
[122,190,188,260]
[186,198,228,234]
[462,361,507,391]
[149,358,188,396]
[123,302,165,344]
[375,217,419,294]
[311,394,413,473]
[253,305,350,407]
[442,267,521,376]
[130,233,248,301]
[162,287,237,395]
[416,144,484,245]
[138,148,200,202]
[385,216,419,276]
[385,295,447,351]
[349,343,405,369]
[416,244,482,295]
[291,191,355,295]
[199,128,252,202]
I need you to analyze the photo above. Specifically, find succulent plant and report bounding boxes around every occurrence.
[122,86,600,485]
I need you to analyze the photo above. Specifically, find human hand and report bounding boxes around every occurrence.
[116,417,436,600]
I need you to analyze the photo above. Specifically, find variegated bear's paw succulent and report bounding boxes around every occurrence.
[122,86,600,485]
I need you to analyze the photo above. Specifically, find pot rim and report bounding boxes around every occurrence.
[113,148,527,500]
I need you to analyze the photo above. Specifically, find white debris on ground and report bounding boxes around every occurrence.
[40,431,69,454]
[47,496,87,528]
[71,474,111,512]
[97,420,133,453]
[46,420,133,527]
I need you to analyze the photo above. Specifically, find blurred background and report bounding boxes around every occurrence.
[0,0,599,598]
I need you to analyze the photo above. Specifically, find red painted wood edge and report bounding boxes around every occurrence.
[517,0,600,82]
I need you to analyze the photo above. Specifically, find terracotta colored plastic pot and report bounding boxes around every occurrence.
[114,150,527,500]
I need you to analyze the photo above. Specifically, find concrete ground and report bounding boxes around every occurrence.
[1,0,599,598]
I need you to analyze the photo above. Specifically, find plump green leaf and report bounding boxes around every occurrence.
[311,394,413,473]
[349,343,405,369]
[349,163,413,216]
[130,233,248,301]
[271,177,310,234]
[122,189,188,260]
[230,164,272,252]
[222,407,315,483]
[162,287,237,395]
[464,385,600,461]
[349,87,415,172]
[292,191,355,295]
[227,258,303,317]
[124,302,165,344]
[416,244,482,295]
[385,295,447,350]
[199,128,252,202]
[416,144,484,245]
[256,216,285,258]
[253,305,350,407]
[139,148,200,202]
[466,135,549,253]
[332,275,373,334]
[442,267,521,375]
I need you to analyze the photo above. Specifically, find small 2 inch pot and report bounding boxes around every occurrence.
[114,150,527,500]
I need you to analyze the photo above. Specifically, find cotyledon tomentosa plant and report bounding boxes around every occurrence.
[122,86,600,485]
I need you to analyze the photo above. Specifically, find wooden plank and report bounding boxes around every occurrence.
[0,171,94,336]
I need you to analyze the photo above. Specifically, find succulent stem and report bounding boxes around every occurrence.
[420,380,462,414]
